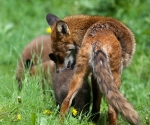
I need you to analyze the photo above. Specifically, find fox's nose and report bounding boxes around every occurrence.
[71,61,75,69]
[56,69,59,73]
[67,61,71,69]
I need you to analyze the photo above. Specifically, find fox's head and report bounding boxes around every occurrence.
[46,13,79,72]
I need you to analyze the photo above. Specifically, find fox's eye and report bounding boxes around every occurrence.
[57,55,64,64]
[68,49,73,51]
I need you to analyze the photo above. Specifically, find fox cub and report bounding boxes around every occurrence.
[52,69,91,114]
[15,35,55,90]
[46,14,140,125]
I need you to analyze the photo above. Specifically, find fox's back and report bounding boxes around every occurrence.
[62,15,110,46]
[62,15,135,67]
[49,14,135,68]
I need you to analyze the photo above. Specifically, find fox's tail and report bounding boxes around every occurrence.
[90,42,140,125]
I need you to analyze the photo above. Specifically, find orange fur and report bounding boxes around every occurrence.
[49,15,135,70]
[46,14,140,125]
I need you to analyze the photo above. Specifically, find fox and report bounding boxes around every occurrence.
[52,69,91,114]
[46,14,140,125]
[15,35,55,90]
[30,59,55,92]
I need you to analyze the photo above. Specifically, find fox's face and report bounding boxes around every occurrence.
[46,14,78,72]
[49,45,77,73]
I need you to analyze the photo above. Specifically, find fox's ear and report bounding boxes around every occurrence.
[67,44,75,50]
[25,59,33,69]
[56,20,70,36]
[67,43,80,49]
[67,44,80,52]
[46,13,60,27]
[49,53,57,63]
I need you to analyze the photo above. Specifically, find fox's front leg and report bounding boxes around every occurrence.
[60,72,87,117]
[60,44,91,118]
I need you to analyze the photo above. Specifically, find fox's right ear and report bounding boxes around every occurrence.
[25,59,33,69]
[56,20,70,36]
[49,53,57,63]
[46,13,60,27]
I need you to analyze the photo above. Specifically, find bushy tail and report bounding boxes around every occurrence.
[90,42,140,125]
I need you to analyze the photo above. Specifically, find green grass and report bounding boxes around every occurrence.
[0,0,150,125]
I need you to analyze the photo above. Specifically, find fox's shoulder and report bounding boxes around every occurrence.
[63,15,113,28]
[63,15,112,21]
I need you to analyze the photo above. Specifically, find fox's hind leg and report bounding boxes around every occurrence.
[91,74,102,122]
[108,104,117,125]
[108,72,121,125]
[108,56,122,125]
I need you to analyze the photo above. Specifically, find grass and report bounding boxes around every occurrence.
[0,0,150,125]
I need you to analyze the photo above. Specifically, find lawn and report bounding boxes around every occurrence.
[0,0,150,125]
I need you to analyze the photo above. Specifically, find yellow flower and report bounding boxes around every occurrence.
[72,108,78,116]
[44,110,52,115]
[17,96,22,103]
[17,114,21,120]
[46,27,51,34]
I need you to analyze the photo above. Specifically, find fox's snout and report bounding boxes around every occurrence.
[57,61,74,73]
[66,61,75,70]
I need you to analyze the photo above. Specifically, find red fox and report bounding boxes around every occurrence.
[46,14,140,125]
[30,59,55,92]
[52,69,91,114]
[15,35,55,90]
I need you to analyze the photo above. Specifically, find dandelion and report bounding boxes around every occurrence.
[145,116,149,120]
[17,114,21,120]
[72,108,78,116]
[44,110,52,115]
[90,124,96,125]
[17,96,22,103]
[0,119,3,122]
[46,27,51,34]
[145,116,149,124]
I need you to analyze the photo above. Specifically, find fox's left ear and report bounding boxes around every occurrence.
[56,20,70,36]
[49,53,57,63]
[46,13,60,27]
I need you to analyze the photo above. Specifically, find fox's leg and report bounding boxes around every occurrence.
[112,71,121,89]
[60,72,88,117]
[108,105,117,125]
[41,79,46,95]
[60,44,91,118]
[17,77,22,90]
[108,71,121,125]
[91,74,102,122]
